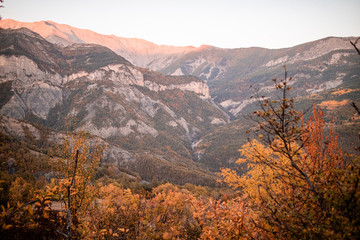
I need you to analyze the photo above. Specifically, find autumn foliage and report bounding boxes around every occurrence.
[1,72,359,239]
[221,73,360,239]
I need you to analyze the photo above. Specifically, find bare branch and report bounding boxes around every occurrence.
[70,150,79,187]
[351,102,360,116]
[350,37,360,55]
[67,149,79,240]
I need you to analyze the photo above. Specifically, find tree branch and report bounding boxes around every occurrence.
[66,149,79,240]
[350,37,360,55]
[351,102,360,116]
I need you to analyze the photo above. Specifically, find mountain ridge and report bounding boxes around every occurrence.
[0,19,199,70]
[0,21,359,183]
[0,27,228,185]
[3,19,356,74]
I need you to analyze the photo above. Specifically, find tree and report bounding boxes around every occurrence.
[83,183,143,239]
[138,183,200,239]
[192,195,256,240]
[221,69,360,239]
[0,179,67,239]
[53,130,103,238]
[0,130,104,239]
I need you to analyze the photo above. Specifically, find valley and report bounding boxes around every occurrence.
[0,18,360,239]
[0,19,359,184]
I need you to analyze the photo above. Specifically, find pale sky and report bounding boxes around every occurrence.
[1,0,360,49]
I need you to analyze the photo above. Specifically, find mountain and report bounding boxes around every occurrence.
[1,20,358,117]
[0,19,197,71]
[191,44,360,169]
[161,38,359,114]
[1,19,360,178]
[0,27,229,185]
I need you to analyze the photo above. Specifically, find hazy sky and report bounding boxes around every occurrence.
[1,0,360,49]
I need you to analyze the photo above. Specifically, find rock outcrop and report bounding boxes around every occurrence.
[0,28,227,185]
[0,55,63,119]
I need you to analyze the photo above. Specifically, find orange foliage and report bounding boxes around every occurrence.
[221,104,360,239]
[331,88,359,96]
[317,99,349,110]
[2,83,359,239]
[192,196,258,239]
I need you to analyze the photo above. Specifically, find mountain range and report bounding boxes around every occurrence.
[0,19,359,184]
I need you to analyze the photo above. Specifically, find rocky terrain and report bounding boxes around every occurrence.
[0,28,228,185]
[0,20,359,182]
[1,20,358,117]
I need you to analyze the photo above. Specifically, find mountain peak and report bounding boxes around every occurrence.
[0,19,199,70]
[0,28,131,75]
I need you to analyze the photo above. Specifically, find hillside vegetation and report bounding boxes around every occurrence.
[1,77,359,239]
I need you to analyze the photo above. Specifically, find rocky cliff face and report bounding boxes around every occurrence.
[0,55,63,119]
[0,55,211,119]
[160,37,359,115]
[2,20,358,118]
[0,28,227,185]
[1,22,359,182]
[0,27,212,120]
